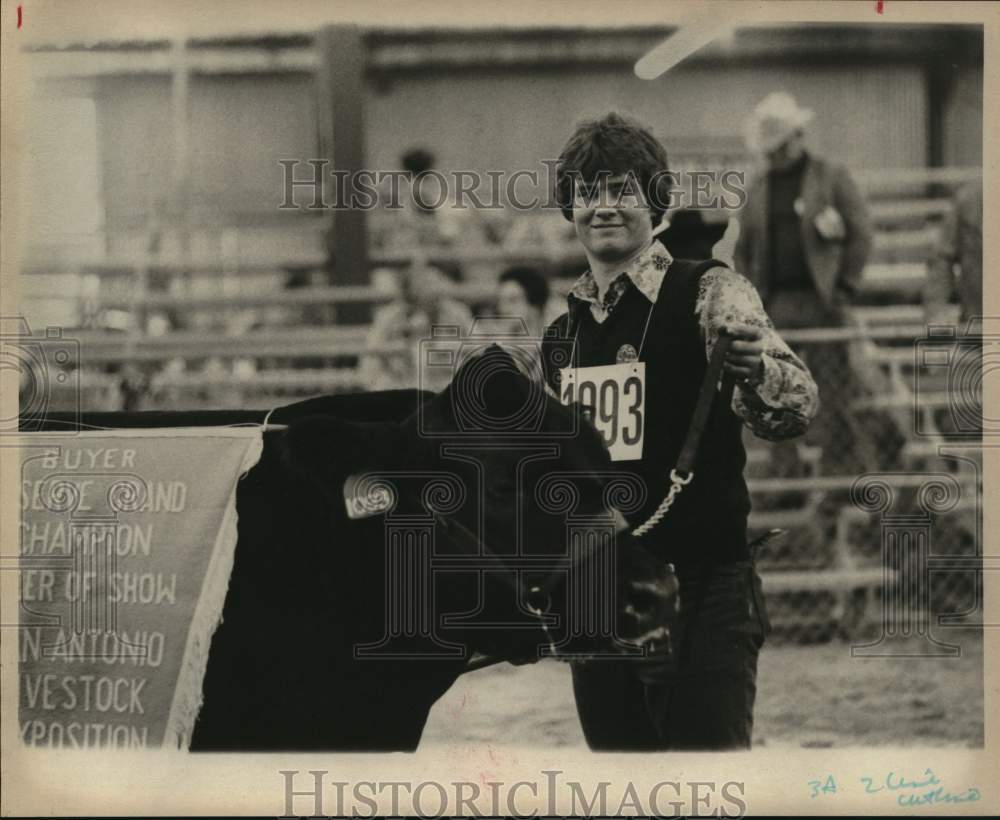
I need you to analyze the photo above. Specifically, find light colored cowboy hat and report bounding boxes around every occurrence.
[744,92,815,154]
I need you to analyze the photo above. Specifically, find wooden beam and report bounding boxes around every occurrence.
[319,25,370,324]
[27,46,317,78]
[925,58,957,200]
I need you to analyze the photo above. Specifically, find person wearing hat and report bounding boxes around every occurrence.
[925,179,982,328]
[541,112,818,751]
[735,92,877,474]
[735,92,873,328]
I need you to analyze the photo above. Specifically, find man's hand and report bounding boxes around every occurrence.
[721,323,766,383]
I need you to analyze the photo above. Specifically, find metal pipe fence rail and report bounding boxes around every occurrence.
[46,308,959,361]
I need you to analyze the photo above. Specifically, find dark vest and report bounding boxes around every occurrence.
[542,259,751,567]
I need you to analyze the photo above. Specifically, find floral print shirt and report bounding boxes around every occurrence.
[567,242,818,440]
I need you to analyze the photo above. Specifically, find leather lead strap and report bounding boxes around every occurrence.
[675,332,737,476]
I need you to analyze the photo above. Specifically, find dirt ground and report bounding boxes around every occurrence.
[421,633,984,748]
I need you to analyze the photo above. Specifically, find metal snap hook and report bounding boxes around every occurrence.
[525,584,551,615]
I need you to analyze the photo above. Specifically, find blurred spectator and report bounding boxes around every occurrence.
[926,180,983,437]
[371,266,403,301]
[118,363,149,412]
[925,180,982,327]
[360,262,474,392]
[201,356,243,407]
[146,311,174,337]
[736,92,873,328]
[493,265,552,380]
[496,265,551,338]
[736,92,878,474]
[148,357,186,410]
[398,147,463,247]
[375,147,489,255]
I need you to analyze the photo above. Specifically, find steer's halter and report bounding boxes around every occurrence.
[439,512,565,675]
[631,331,737,539]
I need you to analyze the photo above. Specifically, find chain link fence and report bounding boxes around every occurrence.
[747,325,983,645]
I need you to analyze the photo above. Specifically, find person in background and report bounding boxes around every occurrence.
[491,265,553,380]
[360,261,474,392]
[378,146,495,255]
[496,265,551,338]
[395,147,465,248]
[735,92,873,327]
[371,266,403,300]
[924,180,982,327]
[735,92,876,474]
[925,180,983,436]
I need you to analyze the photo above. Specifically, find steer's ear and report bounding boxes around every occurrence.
[278,415,403,490]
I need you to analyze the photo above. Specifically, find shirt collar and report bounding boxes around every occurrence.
[568,241,673,307]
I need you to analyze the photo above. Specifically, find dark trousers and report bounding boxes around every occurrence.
[570,561,770,751]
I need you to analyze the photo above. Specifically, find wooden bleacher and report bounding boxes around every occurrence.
[857,165,979,297]
[847,302,975,469]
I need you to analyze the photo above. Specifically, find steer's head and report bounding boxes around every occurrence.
[282,344,678,661]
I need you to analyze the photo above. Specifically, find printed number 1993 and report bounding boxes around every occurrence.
[559,362,646,462]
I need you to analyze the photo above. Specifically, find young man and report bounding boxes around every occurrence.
[541,112,819,750]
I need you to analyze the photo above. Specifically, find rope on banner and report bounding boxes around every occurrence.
[258,405,287,433]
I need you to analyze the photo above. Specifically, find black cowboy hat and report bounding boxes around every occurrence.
[657,209,729,260]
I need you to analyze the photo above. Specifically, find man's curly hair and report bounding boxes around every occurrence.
[554,112,671,226]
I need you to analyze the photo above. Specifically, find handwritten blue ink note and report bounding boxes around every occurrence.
[807,769,981,807]
[807,774,837,798]
[861,768,941,794]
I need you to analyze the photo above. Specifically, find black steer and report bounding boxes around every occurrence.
[191,346,678,751]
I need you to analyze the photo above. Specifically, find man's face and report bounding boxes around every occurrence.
[572,173,654,265]
[497,280,542,333]
[765,132,805,171]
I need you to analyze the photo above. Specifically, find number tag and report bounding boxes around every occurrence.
[343,474,395,519]
[559,362,646,462]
